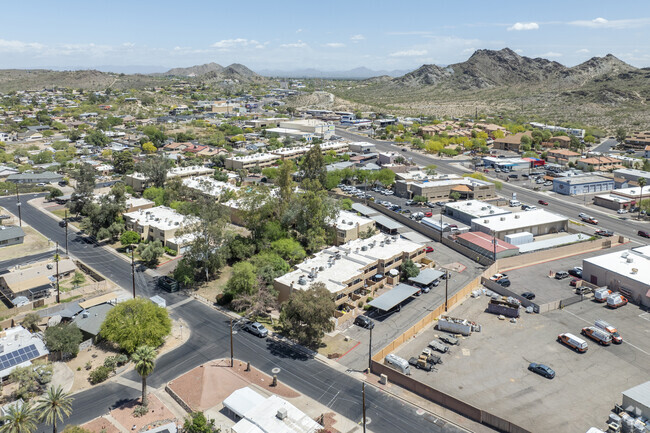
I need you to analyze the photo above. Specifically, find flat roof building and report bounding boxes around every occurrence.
[125,165,215,192]
[455,231,519,259]
[612,168,650,184]
[582,245,650,307]
[0,259,76,301]
[593,193,634,210]
[225,153,279,170]
[621,381,650,421]
[552,174,614,195]
[279,119,335,139]
[0,326,49,379]
[331,210,375,245]
[395,176,496,201]
[443,200,510,225]
[470,209,568,240]
[123,206,196,250]
[274,234,425,308]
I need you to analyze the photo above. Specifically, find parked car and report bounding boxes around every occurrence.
[521,292,536,300]
[405,199,415,206]
[528,363,555,379]
[497,278,511,287]
[538,200,548,206]
[490,273,508,281]
[595,229,614,237]
[543,181,553,186]
[555,271,569,280]
[354,315,375,329]
[568,267,582,278]
[424,212,432,217]
[638,230,650,238]
[244,322,268,338]
[425,246,434,253]
[570,278,580,287]
[617,208,628,214]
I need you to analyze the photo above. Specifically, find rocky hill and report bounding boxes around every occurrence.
[333,48,650,129]
[164,62,225,76]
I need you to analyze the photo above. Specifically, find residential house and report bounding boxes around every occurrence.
[0,226,25,247]
[0,259,77,301]
[0,326,49,379]
[6,172,63,184]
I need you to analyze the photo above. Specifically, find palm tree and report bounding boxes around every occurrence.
[0,401,37,433]
[131,345,157,407]
[36,386,74,433]
[638,177,647,220]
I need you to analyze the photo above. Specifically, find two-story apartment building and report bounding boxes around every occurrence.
[331,210,376,245]
[576,156,624,172]
[125,165,215,192]
[274,234,425,309]
[546,149,581,165]
[123,206,196,250]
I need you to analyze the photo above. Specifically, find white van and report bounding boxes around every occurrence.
[557,333,588,353]
[509,199,521,207]
[385,354,411,375]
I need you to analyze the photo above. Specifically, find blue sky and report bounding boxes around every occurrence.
[1,0,649,72]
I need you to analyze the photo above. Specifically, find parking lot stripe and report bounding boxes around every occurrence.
[337,341,361,360]
[564,310,650,357]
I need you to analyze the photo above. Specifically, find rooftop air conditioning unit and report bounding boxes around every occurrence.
[500,217,506,221]
[361,246,368,251]
[515,215,520,219]
[276,408,287,420]
[627,257,633,263]
[631,268,638,274]
[298,276,307,285]
[319,266,324,271]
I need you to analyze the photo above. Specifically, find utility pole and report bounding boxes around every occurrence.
[368,326,373,373]
[493,230,497,262]
[64,209,68,255]
[230,319,234,367]
[15,186,21,227]
[445,270,449,312]
[362,383,367,433]
[55,242,60,303]
[131,248,136,299]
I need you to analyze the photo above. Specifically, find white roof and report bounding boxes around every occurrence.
[124,206,195,231]
[280,118,327,127]
[233,393,322,433]
[0,326,49,378]
[332,210,374,231]
[444,200,511,218]
[594,193,633,203]
[125,196,154,208]
[613,168,650,178]
[183,176,239,198]
[228,153,279,163]
[266,127,312,136]
[471,209,567,232]
[583,245,650,286]
[622,380,650,407]
[223,387,267,419]
[611,185,650,198]
[275,233,422,294]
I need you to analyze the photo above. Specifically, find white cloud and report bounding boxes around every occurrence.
[514,49,524,54]
[507,22,539,31]
[569,17,650,29]
[296,29,303,33]
[211,38,260,49]
[280,41,307,48]
[350,34,365,42]
[0,39,45,53]
[538,51,563,58]
[576,48,590,54]
[324,42,345,48]
[389,49,428,57]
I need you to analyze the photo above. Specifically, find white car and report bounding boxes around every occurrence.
[617,209,628,214]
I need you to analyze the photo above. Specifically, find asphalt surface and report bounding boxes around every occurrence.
[336,129,649,244]
[0,195,468,433]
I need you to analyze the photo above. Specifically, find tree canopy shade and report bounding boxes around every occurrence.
[278,282,335,349]
[99,298,171,353]
[44,323,83,359]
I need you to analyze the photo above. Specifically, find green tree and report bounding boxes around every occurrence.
[36,386,74,433]
[300,144,327,189]
[250,252,290,285]
[340,198,353,210]
[62,426,92,433]
[120,230,140,246]
[69,163,96,216]
[141,126,166,147]
[0,401,37,433]
[47,188,63,201]
[412,195,427,203]
[21,313,41,332]
[99,298,171,353]
[279,282,335,348]
[615,127,627,144]
[638,177,647,220]
[424,164,437,175]
[112,151,135,174]
[85,130,110,147]
[137,154,172,188]
[226,262,258,297]
[32,151,53,164]
[71,272,85,289]
[173,258,196,288]
[137,241,165,266]
[450,191,461,201]
[44,324,83,359]
[10,363,53,400]
[183,412,220,433]
[400,258,419,279]
[131,346,157,407]
[270,238,306,264]
[142,142,157,154]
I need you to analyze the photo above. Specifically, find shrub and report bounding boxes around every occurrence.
[133,405,149,417]
[116,354,129,365]
[89,366,111,384]
[103,356,117,371]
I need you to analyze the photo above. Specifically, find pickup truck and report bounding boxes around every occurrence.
[408,356,434,372]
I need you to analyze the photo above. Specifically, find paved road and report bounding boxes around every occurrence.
[337,129,649,244]
[0,195,469,433]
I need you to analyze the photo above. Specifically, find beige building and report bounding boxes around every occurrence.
[547,149,581,165]
[123,206,196,248]
[576,156,624,172]
[279,119,335,139]
[0,259,77,301]
[395,176,496,201]
[274,234,425,308]
[125,196,155,213]
[245,118,284,128]
[125,165,215,192]
[470,209,569,240]
[225,153,280,170]
[332,210,376,245]
[492,131,533,152]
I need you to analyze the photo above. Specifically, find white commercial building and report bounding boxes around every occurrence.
[582,245,650,307]
[279,119,335,139]
[444,200,511,225]
[470,209,569,240]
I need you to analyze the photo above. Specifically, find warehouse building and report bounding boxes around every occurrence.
[612,168,650,184]
[395,176,495,201]
[482,157,530,171]
[582,245,650,307]
[470,209,568,240]
[274,234,425,308]
[621,381,650,421]
[455,231,519,259]
[552,174,614,195]
[443,200,510,225]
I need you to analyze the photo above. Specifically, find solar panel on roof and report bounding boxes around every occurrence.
[0,344,39,371]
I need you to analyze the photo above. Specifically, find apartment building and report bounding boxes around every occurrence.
[274,234,425,306]
[546,149,581,165]
[492,131,533,152]
[125,165,215,192]
[123,206,196,249]
[225,153,280,170]
[576,156,624,172]
[331,210,376,245]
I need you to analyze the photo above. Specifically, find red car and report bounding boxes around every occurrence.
[424,212,432,217]
[538,200,548,206]
[425,246,434,253]
[570,278,580,287]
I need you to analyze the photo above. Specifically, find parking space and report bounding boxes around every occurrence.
[501,244,630,305]
[336,185,445,219]
[392,290,650,432]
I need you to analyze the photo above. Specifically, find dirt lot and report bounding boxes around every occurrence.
[392,292,650,432]
[318,333,360,360]
[0,224,52,262]
[194,266,232,301]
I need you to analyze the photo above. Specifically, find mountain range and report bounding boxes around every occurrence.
[257,67,411,79]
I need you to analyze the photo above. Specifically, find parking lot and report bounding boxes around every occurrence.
[500,244,631,305]
[392,287,650,432]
